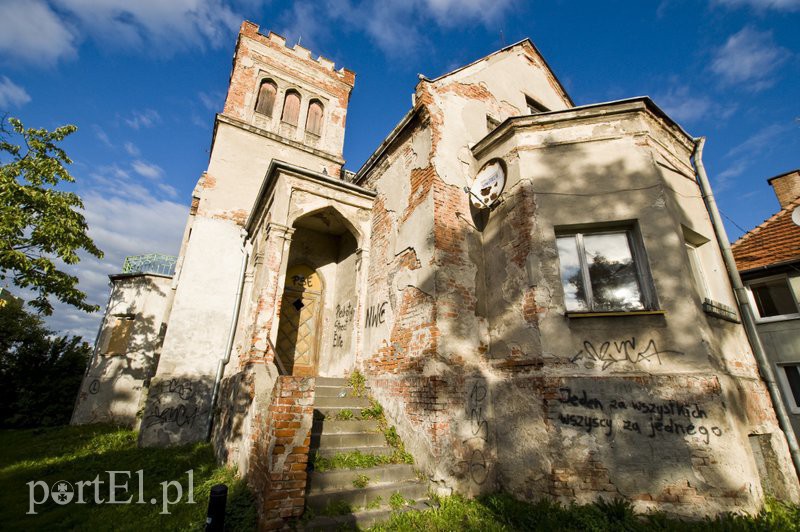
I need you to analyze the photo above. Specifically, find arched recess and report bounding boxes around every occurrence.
[255,79,277,116]
[305,100,324,136]
[281,89,301,126]
[275,206,361,377]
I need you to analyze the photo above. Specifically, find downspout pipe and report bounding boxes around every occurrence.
[206,233,249,440]
[693,136,800,480]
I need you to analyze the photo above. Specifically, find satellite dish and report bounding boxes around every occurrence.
[792,206,800,227]
[469,159,506,209]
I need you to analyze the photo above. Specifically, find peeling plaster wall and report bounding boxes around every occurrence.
[73,274,172,427]
[358,47,799,513]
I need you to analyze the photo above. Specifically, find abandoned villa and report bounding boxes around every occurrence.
[71,20,800,527]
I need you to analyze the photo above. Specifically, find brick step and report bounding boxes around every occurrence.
[312,419,381,434]
[314,395,371,408]
[315,377,348,387]
[305,480,427,513]
[301,499,431,530]
[311,431,385,449]
[313,407,364,419]
[314,445,395,458]
[307,464,418,493]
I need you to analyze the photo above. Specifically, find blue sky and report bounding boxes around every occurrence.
[0,0,798,339]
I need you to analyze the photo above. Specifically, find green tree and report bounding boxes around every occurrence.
[0,298,91,427]
[0,117,102,314]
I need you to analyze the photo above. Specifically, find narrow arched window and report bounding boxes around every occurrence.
[255,80,277,117]
[281,90,301,126]
[306,100,324,136]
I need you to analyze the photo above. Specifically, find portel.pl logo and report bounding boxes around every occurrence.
[27,470,195,515]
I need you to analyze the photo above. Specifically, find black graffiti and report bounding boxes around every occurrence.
[333,301,355,348]
[648,418,722,444]
[629,400,707,420]
[571,338,684,370]
[144,404,204,428]
[365,302,387,328]
[154,378,195,400]
[557,413,613,436]
[460,380,489,485]
[88,379,100,394]
[558,388,603,411]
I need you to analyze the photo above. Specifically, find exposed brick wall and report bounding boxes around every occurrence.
[248,375,314,530]
[769,170,800,209]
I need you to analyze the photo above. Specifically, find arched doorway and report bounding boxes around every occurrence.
[275,265,324,376]
[274,207,360,377]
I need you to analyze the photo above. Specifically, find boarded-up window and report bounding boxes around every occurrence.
[281,90,301,126]
[105,315,134,355]
[306,100,324,136]
[255,80,277,116]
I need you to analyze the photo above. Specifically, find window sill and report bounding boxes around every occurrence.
[754,314,800,324]
[566,310,665,318]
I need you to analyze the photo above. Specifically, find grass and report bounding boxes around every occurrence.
[312,450,413,472]
[353,474,370,489]
[335,409,355,421]
[348,370,367,398]
[0,424,256,531]
[368,493,800,532]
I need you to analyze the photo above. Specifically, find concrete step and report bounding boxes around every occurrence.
[305,480,428,513]
[301,499,431,530]
[311,431,386,449]
[314,386,352,398]
[313,407,365,419]
[314,445,395,459]
[315,377,348,387]
[314,395,371,408]
[312,419,381,434]
[308,464,418,493]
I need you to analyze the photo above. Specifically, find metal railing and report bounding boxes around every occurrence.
[121,253,178,276]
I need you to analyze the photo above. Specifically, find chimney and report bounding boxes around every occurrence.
[767,169,800,209]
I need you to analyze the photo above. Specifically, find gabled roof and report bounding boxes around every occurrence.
[732,197,800,272]
[421,38,574,107]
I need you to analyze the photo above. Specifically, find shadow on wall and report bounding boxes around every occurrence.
[73,276,168,428]
[361,137,793,515]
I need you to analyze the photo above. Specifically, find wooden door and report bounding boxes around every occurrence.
[275,265,322,376]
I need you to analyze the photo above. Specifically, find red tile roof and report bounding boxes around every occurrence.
[732,197,800,272]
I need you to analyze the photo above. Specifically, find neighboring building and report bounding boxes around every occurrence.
[733,169,800,442]
[72,254,176,426]
[74,21,799,526]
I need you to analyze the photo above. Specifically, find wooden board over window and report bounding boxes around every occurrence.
[106,315,134,356]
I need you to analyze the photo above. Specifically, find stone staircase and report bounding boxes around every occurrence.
[302,377,429,529]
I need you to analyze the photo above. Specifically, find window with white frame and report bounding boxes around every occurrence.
[556,225,656,313]
[778,363,800,413]
[747,276,799,321]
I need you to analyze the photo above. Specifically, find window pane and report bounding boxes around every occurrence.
[784,365,800,408]
[752,279,797,317]
[583,232,644,311]
[557,236,588,311]
[686,243,709,297]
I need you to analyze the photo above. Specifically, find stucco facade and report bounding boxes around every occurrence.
[75,21,799,523]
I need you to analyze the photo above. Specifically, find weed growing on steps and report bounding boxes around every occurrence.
[320,499,353,516]
[352,474,370,489]
[335,408,354,421]
[389,492,412,510]
[348,370,367,397]
[359,398,383,420]
[312,450,412,472]
[365,496,383,510]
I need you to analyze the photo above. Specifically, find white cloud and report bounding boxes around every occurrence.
[714,122,791,191]
[0,0,77,67]
[93,125,114,148]
[283,0,514,57]
[653,86,712,123]
[0,0,241,67]
[42,167,188,340]
[132,160,164,180]
[0,76,31,108]
[123,142,140,156]
[711,27,790,90]
[713,0,800,11]
[125,109,161,129]
[198,91,224,111]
